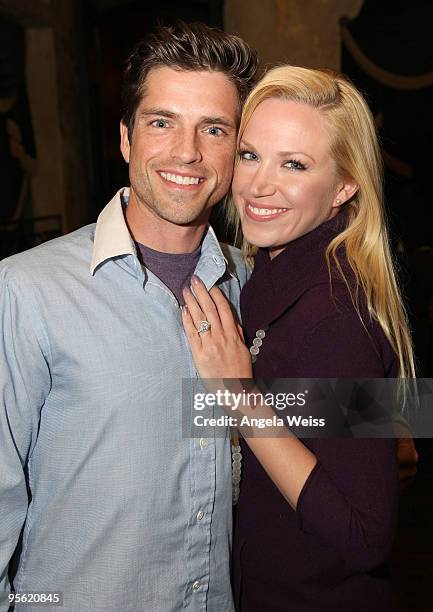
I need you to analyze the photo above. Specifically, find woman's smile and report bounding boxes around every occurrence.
[245,202,289,221]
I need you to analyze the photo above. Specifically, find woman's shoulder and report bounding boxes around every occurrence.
[297,277,355,318]
[296,281,397,377]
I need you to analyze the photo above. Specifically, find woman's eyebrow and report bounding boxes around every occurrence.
[239,139,315,162]
[239,138,255,149]
[278,150,316,163]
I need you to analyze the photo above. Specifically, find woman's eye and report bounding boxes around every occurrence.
[239,150,258,161]
[284,159,306,171]
[150,119,169,128]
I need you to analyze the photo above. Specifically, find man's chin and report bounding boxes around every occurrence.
[164,213,210,228]
[158,203,213,227]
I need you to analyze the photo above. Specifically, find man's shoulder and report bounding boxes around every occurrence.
[219,242,250,285]
[0,223,96,285]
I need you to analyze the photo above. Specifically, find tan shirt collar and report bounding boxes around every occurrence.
[90,188,136,275]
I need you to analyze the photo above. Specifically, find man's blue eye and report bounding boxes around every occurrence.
[151,119,168,128]
[206,126,223,136]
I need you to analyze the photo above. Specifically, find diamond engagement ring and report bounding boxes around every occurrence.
[198,320,211,334]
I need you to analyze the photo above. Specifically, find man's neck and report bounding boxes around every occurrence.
[124,192,208,254]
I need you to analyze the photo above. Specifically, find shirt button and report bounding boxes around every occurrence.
[199,438,207,449]
[192,580,201,592]
[196,510,204,521]
[212,255,220,264]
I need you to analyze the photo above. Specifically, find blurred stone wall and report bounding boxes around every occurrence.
[225,0,363,70]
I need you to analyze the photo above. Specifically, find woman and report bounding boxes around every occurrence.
[182,66,415,611]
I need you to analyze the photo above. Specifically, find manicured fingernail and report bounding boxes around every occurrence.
[181,305,188,315]
[191,275,201,285]
[183,285,191,295]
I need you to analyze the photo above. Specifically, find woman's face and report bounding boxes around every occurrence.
[232,98,346,258]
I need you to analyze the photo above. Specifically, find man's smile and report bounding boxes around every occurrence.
[157,170,206,189]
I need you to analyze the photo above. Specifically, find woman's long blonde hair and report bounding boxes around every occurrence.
[227,65,415,378]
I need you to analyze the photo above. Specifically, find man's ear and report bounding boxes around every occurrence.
[120,122,130,163]
[332,179,359,209]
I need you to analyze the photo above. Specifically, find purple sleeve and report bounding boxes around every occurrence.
[297,439,398,573]
[296,314,399,572]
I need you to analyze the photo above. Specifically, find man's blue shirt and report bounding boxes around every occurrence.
[0,189,249,611]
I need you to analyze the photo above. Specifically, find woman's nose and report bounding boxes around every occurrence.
[249,166,277,198]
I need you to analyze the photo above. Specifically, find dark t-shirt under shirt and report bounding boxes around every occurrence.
[135,241,201,305]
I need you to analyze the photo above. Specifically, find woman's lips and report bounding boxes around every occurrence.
[245,202,289,221]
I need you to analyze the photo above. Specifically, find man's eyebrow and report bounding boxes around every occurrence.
[139,109,178,119]
[201,116,236,129]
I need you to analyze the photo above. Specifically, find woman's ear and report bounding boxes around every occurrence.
[332,180,359,208]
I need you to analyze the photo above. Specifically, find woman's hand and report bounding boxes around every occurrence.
[182,275,253,382]
[182,275,317,510]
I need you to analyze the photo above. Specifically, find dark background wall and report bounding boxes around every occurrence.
[0,0,224,234]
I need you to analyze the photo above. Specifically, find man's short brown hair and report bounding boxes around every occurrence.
[121,21,259,139]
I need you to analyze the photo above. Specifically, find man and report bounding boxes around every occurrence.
[0,22,258,611]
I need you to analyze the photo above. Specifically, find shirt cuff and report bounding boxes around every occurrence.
[296,460,348,539]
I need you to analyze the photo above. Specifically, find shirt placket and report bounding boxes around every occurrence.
[133,246,229,611]
[185,410,216,610]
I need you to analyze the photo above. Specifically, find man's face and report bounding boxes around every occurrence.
[120,67,239,228]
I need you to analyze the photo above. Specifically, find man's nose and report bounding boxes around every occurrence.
[170,128,202,164]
